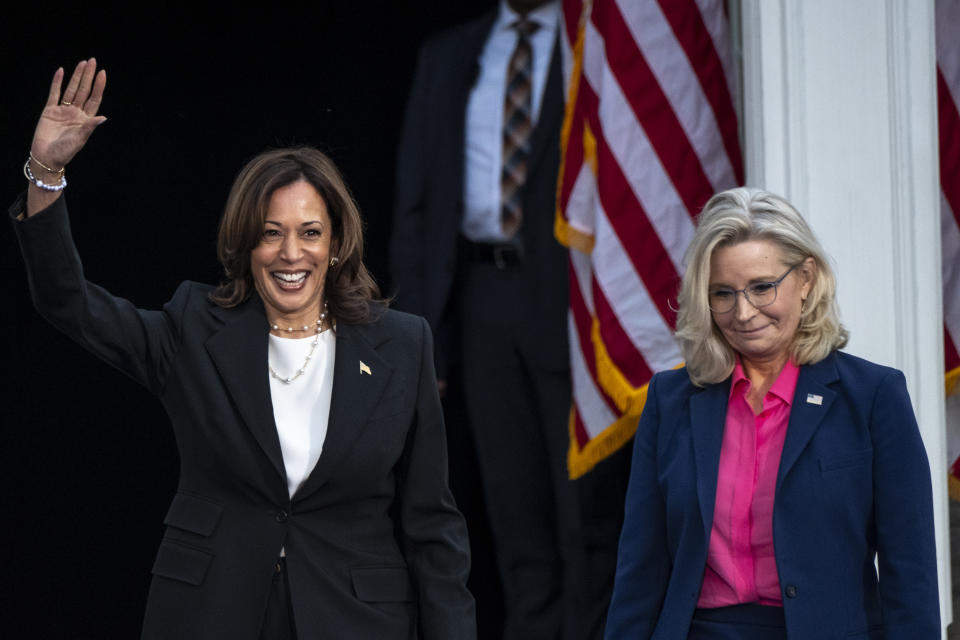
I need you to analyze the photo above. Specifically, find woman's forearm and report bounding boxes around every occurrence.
[26,176,65,217]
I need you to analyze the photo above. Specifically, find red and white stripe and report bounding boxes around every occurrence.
[936,0,960,499]
[938,0,960,397]
[557,0,742,477]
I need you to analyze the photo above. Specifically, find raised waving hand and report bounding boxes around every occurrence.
[32,58,107,170]
[25,58,107,215]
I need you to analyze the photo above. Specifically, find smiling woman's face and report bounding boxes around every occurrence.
[709,239,813,368]
[250,180,333,326]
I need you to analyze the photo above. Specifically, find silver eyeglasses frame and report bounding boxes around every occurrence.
[708,263,800,314]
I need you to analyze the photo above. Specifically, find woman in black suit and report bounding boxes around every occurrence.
[13,58,475,640]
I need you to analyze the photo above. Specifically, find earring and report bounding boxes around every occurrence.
[330,256,339,267]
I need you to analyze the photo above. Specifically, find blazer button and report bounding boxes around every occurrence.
[275,510,288,523]
[784,584,798,598]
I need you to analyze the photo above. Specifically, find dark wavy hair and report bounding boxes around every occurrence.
[210,146,386,324]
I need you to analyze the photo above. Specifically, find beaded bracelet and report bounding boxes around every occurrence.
[23,158,67,192]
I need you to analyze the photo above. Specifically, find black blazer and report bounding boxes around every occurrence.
[390,11,569,374]
[12,194,476,640]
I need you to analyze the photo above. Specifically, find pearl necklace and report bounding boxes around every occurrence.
[268,302,328,384]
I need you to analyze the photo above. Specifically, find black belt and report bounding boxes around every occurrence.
[460,238,524,269]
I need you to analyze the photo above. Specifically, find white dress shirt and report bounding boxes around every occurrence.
[268,329,336,498]
[461,0,560,243]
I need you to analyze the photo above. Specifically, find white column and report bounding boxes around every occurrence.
[741,0,950,632]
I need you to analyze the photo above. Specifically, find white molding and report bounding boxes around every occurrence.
[741,0,950,632]
[884,1,951,627]
[741,0,778,190]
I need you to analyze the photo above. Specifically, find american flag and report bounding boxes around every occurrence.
[937,0,960,496]
[556,0,743,478]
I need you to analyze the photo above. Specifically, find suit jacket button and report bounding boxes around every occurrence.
[785,584,798,598]
[275,510,288,523]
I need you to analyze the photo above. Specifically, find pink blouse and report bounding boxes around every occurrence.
[696,359,800,608]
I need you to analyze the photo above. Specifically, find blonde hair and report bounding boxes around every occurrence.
[675,187,848,386]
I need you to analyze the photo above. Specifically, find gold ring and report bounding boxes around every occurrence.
[62,101,72,106]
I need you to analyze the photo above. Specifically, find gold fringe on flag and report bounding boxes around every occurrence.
[949,471,960,502]
[554,121,598,254]
[591,317,650,416]
[568,405,639,479]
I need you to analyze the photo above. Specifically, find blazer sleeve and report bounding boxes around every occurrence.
[389,41,432,319]
[11,193,187,395]
[395,316,476,640]
[389,40,457,380]
[604,372,672,639]
[870,368,941,637]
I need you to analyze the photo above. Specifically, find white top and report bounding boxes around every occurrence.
[268,329,336,498]
[461,0,560,242]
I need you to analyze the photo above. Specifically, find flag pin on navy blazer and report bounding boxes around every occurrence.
[360,361,372,376]
[806,393,823,405]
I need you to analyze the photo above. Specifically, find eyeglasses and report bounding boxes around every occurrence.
[708,264,799,314]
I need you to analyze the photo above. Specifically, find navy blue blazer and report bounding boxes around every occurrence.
[604,352,939,639]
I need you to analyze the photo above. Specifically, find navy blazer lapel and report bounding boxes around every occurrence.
[204,296,286,483]
[294,321,394,499]
[777,353,839,491]
[690,381,730,540]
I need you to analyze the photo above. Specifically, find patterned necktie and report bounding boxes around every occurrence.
[501,17,540,237]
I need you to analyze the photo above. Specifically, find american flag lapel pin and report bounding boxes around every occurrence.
[359,361,372,376]
[806,393,823,406]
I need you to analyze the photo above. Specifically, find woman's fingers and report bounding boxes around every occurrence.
[80,115,108,137]
[31,59,108,170]
[50,59,104,111]
[61,59,86,105]
[73,58,98,107]
[45,67,64,108]
[82,69,107,116]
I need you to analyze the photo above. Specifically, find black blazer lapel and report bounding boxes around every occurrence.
[527,37,563,179]
[420,13,497,262]
[459,12,498,94]
[293,322,394,499]
[777,353,840,491]
[204,296,286,484]
[435,12,497,190]
[690,381,730,540]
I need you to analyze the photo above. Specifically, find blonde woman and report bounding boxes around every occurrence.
[605,188,938,639]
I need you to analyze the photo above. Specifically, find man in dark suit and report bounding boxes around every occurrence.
[390,1,576,638]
